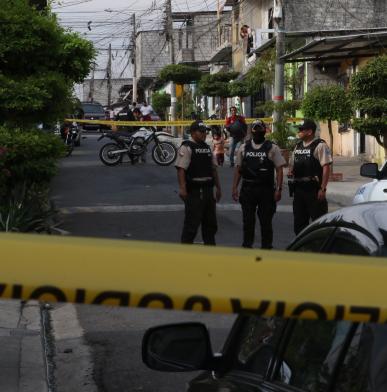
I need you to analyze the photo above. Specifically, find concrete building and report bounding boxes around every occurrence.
[82,78,132,107]
[223,0,387,161]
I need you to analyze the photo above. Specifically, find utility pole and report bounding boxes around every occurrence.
[273,0,285,131]
[165,0,177,136]
[131,13,138,104]
[107,43,112,107]
[89,62,96,102]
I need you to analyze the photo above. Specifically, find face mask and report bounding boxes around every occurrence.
[252,132,265,144]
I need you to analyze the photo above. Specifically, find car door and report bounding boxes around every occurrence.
[333,322,387,392]
[188,316,287,392]
[268,319,354,392]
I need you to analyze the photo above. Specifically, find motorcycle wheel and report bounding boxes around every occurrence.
[152,142,177,166]
[99,143,123,166]
[65,140,74,157]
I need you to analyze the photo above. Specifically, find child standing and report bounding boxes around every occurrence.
[212,127,225,166]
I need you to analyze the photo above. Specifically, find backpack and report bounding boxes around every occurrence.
[229,118,247,140]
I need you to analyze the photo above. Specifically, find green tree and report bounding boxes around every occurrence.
[302,84,352,171]
[245,48,275,94]
[159,64,202,119]
[152,91,171,120]
[350,55,387,158]
[198,71,239,98]
[159,64,202,85]
[0,0,95,128]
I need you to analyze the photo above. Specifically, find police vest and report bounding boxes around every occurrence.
[241,140,275,185]
[293,139,325,181]
[183,141,214,184]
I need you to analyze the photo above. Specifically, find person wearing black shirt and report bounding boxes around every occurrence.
[175,121,222,245]
[232,120,285,249]
[289,119,332,234]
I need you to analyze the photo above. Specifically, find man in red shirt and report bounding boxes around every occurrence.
[225,106,247,167]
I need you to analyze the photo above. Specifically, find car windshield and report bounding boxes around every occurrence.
[82,104,104,114]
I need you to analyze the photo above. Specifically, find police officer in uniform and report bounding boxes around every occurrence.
[115,103,135,133]
[176,120,222,245]
[289,119,332,235]
[232,120,286,249]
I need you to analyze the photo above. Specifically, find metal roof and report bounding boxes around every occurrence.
[282,31,387,63]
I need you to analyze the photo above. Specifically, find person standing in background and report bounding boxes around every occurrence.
[225,106,247,167]
[212,127,225,166]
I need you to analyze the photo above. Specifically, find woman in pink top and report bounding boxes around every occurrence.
[212,129,225,166]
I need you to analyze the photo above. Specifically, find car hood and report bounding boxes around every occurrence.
[353,180,387,204]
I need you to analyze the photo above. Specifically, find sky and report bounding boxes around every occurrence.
[52,0,221,81]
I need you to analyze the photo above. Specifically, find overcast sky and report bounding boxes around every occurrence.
[52,0,220,80]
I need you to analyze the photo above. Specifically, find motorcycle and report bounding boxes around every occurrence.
[60,122,79,157]
[98,127,177,166]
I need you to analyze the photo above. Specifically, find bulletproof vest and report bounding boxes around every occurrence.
[183,141,213,183]
[116,108,135,121]
[241,140,275,185]
[293,139,324,180]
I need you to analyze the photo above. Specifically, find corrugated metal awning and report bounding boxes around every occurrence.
[282,31,387,63]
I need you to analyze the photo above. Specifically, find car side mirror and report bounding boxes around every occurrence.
[360,163,379,179]
[142,323,214,372]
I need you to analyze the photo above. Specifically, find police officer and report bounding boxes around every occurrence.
[115,103,135,133]
[289,119,332,235]
[176,120,222,245]
[232,120,286,249]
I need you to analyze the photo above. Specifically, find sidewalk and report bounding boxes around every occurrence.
[325,156,369,206]
[0,300,48,392]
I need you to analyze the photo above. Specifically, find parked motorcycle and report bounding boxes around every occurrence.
[60,122,79,157]
[98,127,177,166]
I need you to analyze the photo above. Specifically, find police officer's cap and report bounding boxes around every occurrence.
[251,120,266,133]
[189,120,207,133]
[298,119,317,132]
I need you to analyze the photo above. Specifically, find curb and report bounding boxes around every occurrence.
[0,300,48,392]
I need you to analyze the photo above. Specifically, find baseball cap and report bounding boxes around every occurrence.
[251,120,266,133]
[298,119,317,132]
[189,120,207,133]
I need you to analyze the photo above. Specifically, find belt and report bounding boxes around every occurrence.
[242,179,273,186]
[187,179,214,188]
[294,176,319,183]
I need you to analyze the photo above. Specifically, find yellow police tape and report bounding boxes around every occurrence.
[65,117,303,127]
[2,233,387,323]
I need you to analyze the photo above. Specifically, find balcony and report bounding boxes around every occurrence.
[209,25,232,64]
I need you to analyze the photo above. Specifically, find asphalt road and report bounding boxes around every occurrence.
[51,133,295,248]
[49,133,297,391]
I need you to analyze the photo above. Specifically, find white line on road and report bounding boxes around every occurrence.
[59,204,341,215]
[51,304,97,392]
[59,204,295,214]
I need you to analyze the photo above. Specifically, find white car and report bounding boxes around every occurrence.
[353,161,387,204]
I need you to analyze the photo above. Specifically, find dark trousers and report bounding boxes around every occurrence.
[181,186,217,245]
[293,185,328,235]
[239,183,276,249]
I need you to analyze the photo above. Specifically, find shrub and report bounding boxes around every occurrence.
[350,55,387,156]
[0,126,65,201]
[152,92,171,120]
